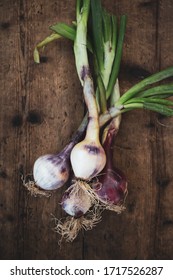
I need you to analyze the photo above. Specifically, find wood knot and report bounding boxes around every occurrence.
[12,114,23,127]
[1,22,10,29]
[26,110,43,125]
[40,56,48,63]
[156,178,170,188]
[0,169,7,179]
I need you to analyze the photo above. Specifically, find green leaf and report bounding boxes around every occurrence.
[138,84,173,98]
[117,66,173,105]
[111,15,118,52]
[125,97,173,106]
[102,9,111,43]
[106,15,127,99]
[50,22,93,52]
[33,33,61,63]
[50,23,76,41]
[144,102,173,116]
[91,0,104,71]
[144,98,173,106]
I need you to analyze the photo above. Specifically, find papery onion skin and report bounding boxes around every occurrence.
[33,153,70,191]
[93,167,127,205]
[61,184,92,218]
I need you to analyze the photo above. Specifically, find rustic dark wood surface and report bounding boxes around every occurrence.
[0,0,173,260]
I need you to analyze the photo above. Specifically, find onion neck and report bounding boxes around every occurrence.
[71,113,88,144]
[102,117,121,169]
[103,128,115,170]
[83,76,100,142]
[59,114,88,158]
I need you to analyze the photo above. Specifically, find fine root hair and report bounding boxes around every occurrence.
[53,208,102,243]
[21,175,51,198]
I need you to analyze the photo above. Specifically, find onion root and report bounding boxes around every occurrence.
[54,209,102,243]
[21,175,51,198]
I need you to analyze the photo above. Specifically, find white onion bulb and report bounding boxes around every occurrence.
[70,139,106,180]
[33,154,70,190]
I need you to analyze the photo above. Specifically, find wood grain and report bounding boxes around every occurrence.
[0,0,173,260]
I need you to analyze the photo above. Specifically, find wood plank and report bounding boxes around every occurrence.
[151,0,173,260]
[0,0,84,260]
[0,0,173,260]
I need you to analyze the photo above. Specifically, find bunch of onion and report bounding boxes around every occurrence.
[29,0,118,196]
[27,0,124,241]
[28,0,173,242]
[23,109,115,195]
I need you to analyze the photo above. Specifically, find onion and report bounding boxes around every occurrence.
[93,167,127,206]
[70,2,106,181]
[33,149,71,191]
[92,118,127,212]
[24,115,88,192]
[70,76,106,180]
[61,184,92,217]
[54,181,101,242]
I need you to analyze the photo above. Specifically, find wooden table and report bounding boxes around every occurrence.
[1,0,173,260]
